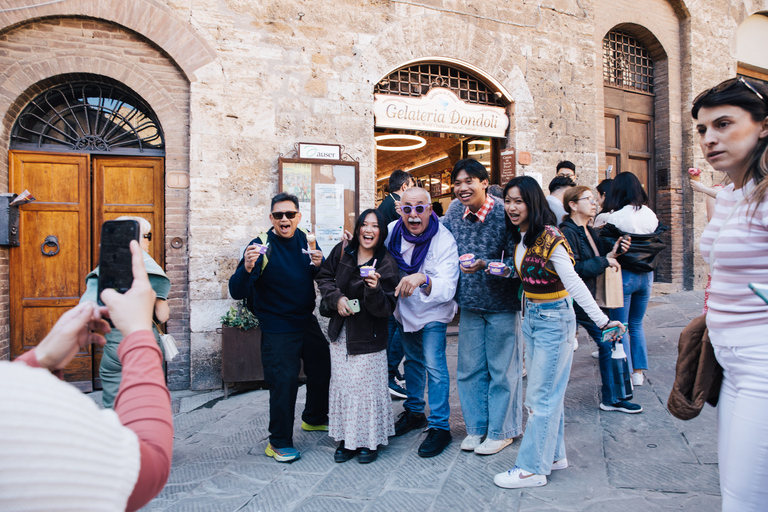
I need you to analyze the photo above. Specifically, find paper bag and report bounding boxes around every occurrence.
[602,267,624,309]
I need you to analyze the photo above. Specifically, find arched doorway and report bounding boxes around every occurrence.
[8,75,165,391]
[602,29,656,207]
[373,60,512,211]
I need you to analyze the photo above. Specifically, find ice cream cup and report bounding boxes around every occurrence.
[360,265,376,277]
[488,262,507,276]
[459,253,476,268]
[251,243,268,255]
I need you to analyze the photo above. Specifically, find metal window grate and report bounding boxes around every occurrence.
[603,30,654,94]
[11,80,164,154]
[374,63,505,107]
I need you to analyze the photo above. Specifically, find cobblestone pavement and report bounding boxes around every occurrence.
[139,291,720,511]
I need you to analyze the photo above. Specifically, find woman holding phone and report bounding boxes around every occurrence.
[315,209,399,464]
[493,176,624,489]
[693,76,768,511]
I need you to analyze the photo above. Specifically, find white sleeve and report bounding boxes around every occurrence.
[422,228,460,303]
[550,245,610,328]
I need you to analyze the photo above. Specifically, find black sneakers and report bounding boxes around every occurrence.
[393,410,427,437]
[388,376,407,399]
[357,448,378,464]
[418,428,452,458]
[334,441,356,463]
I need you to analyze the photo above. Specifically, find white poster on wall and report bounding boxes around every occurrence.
[315,183,345,249]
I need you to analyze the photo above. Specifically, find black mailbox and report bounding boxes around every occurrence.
[0,193,20,247]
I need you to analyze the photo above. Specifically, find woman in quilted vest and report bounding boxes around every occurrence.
[493,176,624,490]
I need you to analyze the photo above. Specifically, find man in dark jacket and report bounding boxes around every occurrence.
[378,169,414,398]
[228,192,331,463]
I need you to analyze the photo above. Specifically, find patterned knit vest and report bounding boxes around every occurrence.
[515,226,574,300]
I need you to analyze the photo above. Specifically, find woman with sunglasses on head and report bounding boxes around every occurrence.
[559,186,640,414]
[315,209,399,464]
[493,176,625,489]
[599,172,667,386]
[693,76,768,511]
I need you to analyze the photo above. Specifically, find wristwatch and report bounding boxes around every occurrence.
[420,274,431,289]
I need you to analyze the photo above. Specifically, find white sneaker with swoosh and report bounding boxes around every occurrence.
[494,466,547,488]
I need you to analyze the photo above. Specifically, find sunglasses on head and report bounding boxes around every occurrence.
[272,211,298,220]
[694,76,768,108]
[143,233,152,241]
[401,204,429,214]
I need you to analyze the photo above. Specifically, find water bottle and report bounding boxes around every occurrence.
[611,341,633,400]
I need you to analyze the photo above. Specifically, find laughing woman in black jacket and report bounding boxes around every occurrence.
[559,186,641,414]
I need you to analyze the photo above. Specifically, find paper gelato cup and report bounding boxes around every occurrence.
[488,262,507,276]
[459,253,476,268]
[360,265,376,277]
[251,243,268,255]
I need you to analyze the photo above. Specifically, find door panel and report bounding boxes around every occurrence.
[10,152,91,390]
[93,157,165,266]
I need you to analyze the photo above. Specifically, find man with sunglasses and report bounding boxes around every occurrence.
[229,193,331,463]
[385,187,460,458]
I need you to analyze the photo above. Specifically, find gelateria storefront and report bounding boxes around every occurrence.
[373,59,517,210]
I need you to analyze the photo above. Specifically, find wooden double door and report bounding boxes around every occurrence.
[9,151,164,391]
[604,86,655,209]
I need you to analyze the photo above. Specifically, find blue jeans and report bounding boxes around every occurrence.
[609,270,653,372]
[398,321,450,430]
[387,316,404,379]
[577,315,620,405]
[516,298,576,475]
[456,309,523,440]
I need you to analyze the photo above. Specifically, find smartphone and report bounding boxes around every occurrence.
[601,323,627,343]
[97,219,140,306]
[347,298,360,314]
[749,283,768,305]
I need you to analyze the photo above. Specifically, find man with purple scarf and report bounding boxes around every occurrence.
[384,187,460,458]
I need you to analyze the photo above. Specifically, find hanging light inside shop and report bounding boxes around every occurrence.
[375,134,427,151]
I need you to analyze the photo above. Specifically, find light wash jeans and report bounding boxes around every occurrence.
[714,343,768,512]
[609,270,653,372]
[456,309,523,440]
[398,321,451,430]
[515,298,576,475]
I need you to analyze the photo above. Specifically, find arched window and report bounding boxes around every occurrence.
[374,62,505,107]
[603,30,654,94]
[11,78,164,154]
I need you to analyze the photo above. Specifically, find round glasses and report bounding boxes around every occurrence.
[401,204,429,214]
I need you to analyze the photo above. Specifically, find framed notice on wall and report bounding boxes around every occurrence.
[279,156,359,251]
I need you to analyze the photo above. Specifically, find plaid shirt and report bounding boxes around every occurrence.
[462,194,495,223]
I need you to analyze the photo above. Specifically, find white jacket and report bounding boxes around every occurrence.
[385,221,460,332]
[607,204,659,234]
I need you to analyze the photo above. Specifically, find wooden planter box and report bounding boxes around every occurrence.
[221,326,263,398]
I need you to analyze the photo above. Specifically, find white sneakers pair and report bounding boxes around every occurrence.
[493,458,568,489]
[460,435,514,455]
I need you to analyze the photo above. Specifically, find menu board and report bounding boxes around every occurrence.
[500,149,516,184]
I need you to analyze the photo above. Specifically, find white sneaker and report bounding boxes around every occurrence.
[460,434,485,451]
[573,337,579,351]
[551,458,568,470]
[522,364,527,378]
[631,372,644,386]
[494,466,547,488]
[474,437,514,455]
[591,350,599,359]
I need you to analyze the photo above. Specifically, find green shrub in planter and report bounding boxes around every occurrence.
[221,301,259,330]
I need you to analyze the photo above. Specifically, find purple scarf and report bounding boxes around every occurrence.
[387,212,440,275]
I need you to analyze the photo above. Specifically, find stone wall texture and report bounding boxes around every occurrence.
[0,0,766,389]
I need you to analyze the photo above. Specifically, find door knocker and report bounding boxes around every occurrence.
[41,235,60,257]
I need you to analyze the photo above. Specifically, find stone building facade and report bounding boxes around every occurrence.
[0,0,766,390]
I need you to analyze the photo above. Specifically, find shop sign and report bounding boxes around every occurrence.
[374,88,508,138]
[298,143,341,160]
[500,149,516,183]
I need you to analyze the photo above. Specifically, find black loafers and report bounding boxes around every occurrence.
[334,441,356,463]
[357,448,378,464]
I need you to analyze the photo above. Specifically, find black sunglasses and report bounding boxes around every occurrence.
[143,233,152,241]
[272,211,298,220]
[401,204,429,214]
[694,76,768,108]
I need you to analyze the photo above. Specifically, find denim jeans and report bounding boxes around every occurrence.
[387,316,404,379]
[456,309,523,440]
[398,321,450,430]
[609,270,653,372]
[515,298,576,475]
[715,344,768,512]
[576,312,619,405]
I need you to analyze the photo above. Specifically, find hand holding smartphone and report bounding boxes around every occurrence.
[601,323,627,343]
[347,298,360,314]
[97,220,140,307]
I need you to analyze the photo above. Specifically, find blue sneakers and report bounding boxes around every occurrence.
[265,443,301,462]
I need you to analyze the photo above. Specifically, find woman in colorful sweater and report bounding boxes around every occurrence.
[693,76,768,511]
[493,176,624,489]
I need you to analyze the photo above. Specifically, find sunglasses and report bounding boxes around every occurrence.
[143,233,152,241]
[401,204,429,214]
[694,76,768,107]
[271,211,298,220]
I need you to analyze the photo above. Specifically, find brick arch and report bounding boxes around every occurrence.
[0,0,215,82]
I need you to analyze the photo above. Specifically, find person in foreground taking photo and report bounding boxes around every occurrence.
[493,176,624,489]
[693,76,768,512]
[0,241,173,512]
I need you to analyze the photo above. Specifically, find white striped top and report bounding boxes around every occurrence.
[700,180,768,347]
